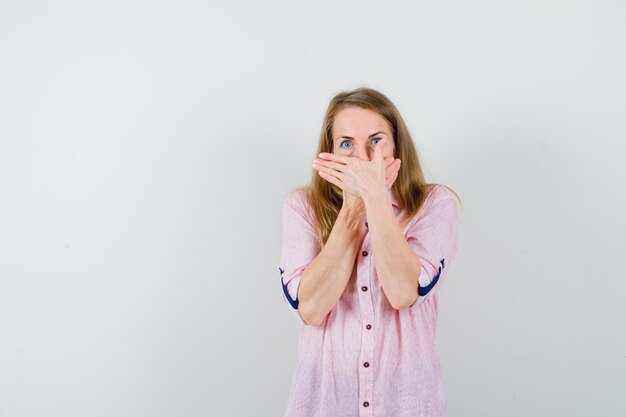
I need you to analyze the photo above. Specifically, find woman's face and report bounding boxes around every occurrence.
[332,106,395,161]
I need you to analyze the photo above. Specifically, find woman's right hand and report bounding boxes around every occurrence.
[341,156,401,222]
[341,156,401,207]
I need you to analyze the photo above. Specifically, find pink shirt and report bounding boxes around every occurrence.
[279,184,460,417]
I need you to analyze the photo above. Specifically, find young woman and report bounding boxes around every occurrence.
[279,87,462,417]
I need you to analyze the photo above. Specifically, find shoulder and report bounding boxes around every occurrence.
[283,186,314,221]
[284,186,310,208]
[406,184,460,230]
[428,185,462,226]
[424,184,460,208]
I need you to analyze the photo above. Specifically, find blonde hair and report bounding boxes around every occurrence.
[303,87,461,245]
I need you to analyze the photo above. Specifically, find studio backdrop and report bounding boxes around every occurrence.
[0,1,624,416]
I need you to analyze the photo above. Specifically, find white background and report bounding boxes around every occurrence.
[1,1,625,416]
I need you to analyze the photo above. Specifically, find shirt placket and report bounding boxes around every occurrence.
[358,221,374,417]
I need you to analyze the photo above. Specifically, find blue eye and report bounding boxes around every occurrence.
[340,138,381,149]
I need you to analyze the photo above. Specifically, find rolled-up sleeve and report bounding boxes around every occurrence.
[406,190,460,308]
[279,189,321,325]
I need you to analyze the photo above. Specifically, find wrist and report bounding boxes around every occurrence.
[362,185,389,207]
[338,204,365,232]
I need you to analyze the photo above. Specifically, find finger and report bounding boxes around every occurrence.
[313,158,347,174]
[387,167,399,189]
[317,169,342,188]
[318,152,351,165]
[385,160,395,176]
[316,164,345,183]
[385,164,396,189]
[384,161,392,188]
[385,159,400,189]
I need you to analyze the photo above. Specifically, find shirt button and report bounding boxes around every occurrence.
[363,401,370,407]
[361,286,368,291]
[363,362,370,367]
[366,324,372,330]
[362,251,368,256]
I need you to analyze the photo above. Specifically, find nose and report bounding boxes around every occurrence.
[355,144,371,161]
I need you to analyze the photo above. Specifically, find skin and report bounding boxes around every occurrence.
[296,106,401,325]
[316,106,401,216]
[309,106,423,312]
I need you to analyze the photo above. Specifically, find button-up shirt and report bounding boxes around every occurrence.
[279,184,460,417]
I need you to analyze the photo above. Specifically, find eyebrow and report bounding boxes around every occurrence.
[335,131,385,141]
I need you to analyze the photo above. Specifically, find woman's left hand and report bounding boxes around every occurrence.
[313,137,393,200]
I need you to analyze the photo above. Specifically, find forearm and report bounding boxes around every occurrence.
[363,188,421,309]
[297,206,363,325]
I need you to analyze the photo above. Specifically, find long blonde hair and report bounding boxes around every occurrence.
[302,87,461,245]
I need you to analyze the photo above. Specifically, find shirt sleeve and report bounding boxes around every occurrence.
[405,189,460,308]
[278,189,322,325]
